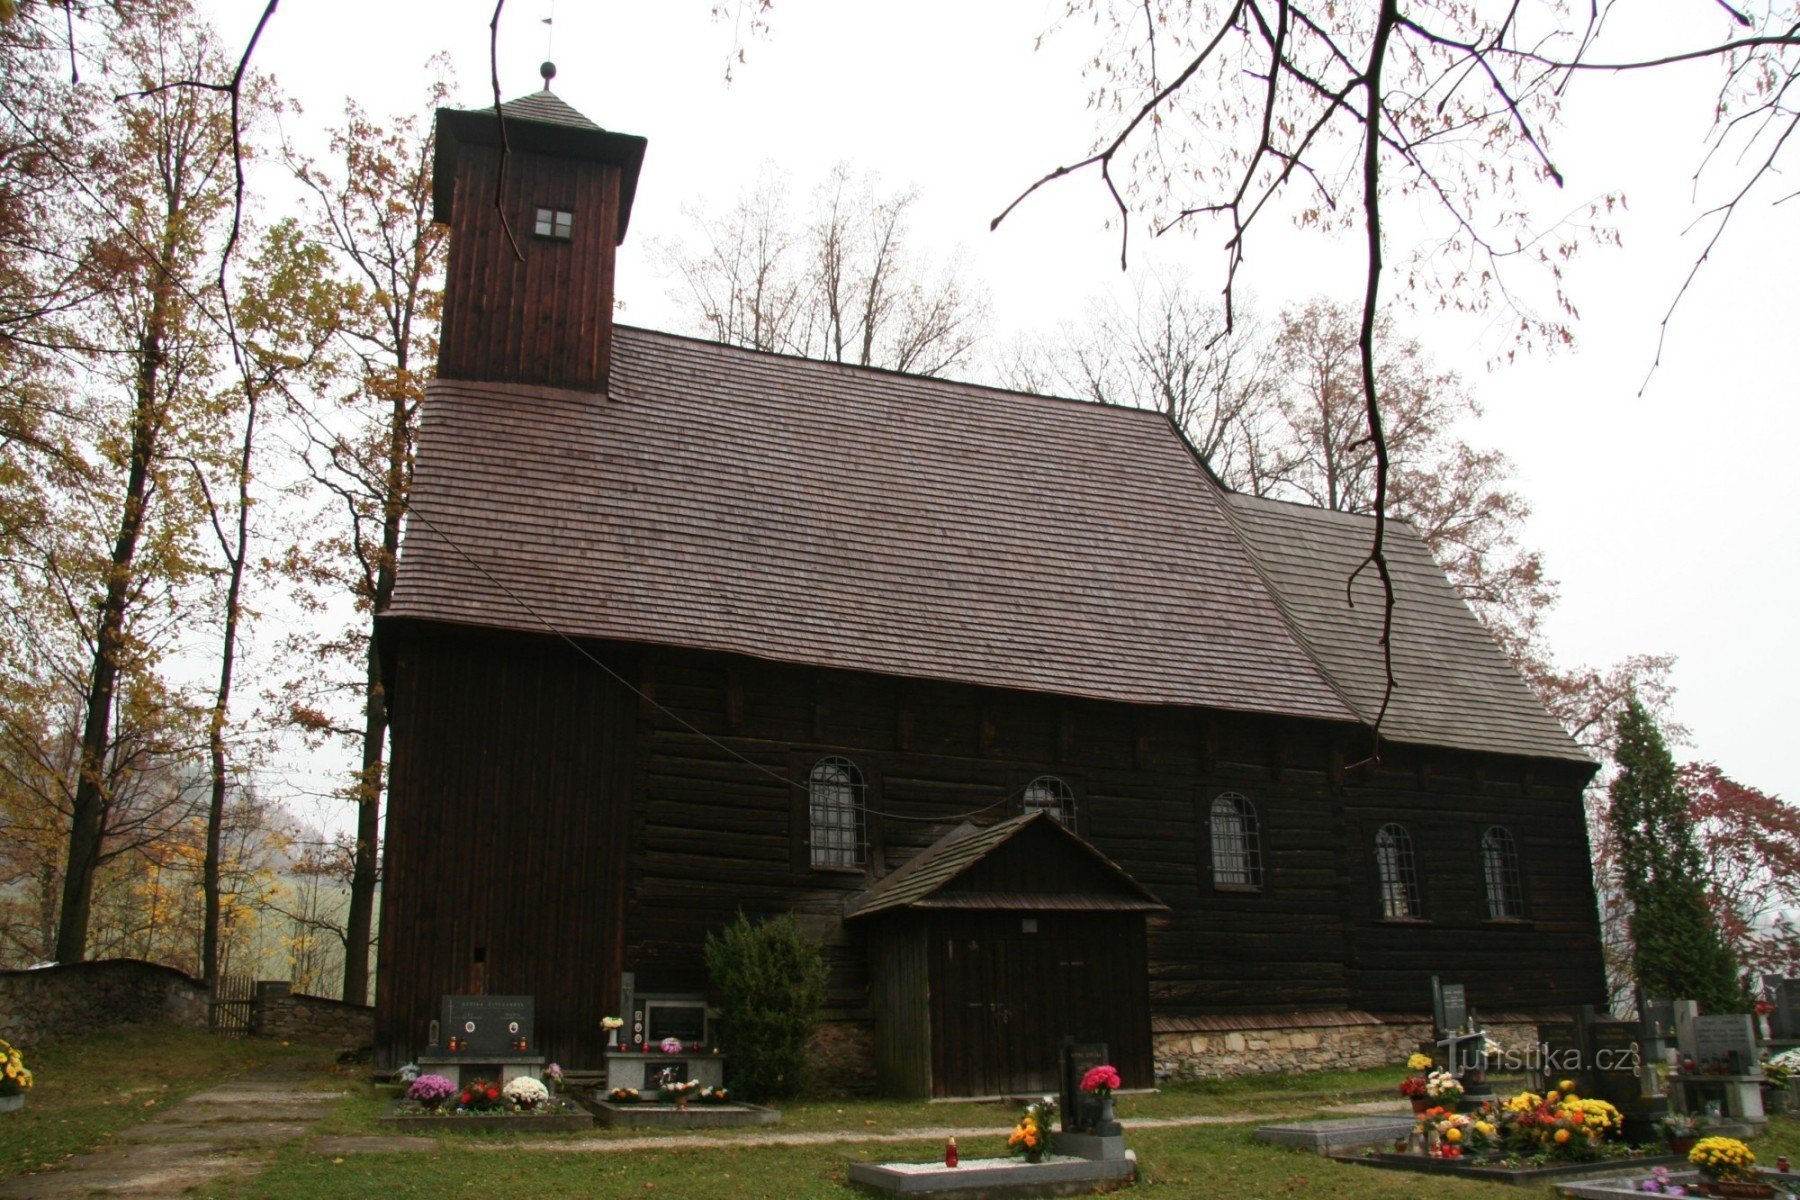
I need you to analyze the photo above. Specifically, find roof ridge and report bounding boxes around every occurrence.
[610,323,1177,427]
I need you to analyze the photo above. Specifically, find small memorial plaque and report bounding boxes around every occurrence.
[1692,1014,1758,1073]
[438,995,535,1057]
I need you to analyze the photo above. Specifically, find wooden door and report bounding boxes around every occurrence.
[928,912,1151,1097]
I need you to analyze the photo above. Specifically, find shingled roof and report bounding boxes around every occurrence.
[388,325,1586,763]
[842,813,1168,920]
[1223,494,1588,762]
[497,88,603,131]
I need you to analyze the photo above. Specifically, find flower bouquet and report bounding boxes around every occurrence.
[0,1040,33,1106]
[659,1078,700,1108]
[406,1073,456,1111]
[607,1086,641,1104]
[698,1085,731,1105]
[1080,1064,1123,1133]
[1424,1069,1464,1106]
[1498,1085,1622,1161]
[1007,1098,1056,1163]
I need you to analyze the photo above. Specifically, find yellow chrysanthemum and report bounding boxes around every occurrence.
[1407,1053,1433,1071]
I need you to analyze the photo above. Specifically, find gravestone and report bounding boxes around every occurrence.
[1638,994,1676,1099]
[1536,1015,1586,1090]
[1058,1038,1112,1135]
[1775,979,1800,1041]
[1432,977,1468,1038]
[1692,1014,1759,1075]
[438,995,535,1056]
[1586,1019,1645,1110]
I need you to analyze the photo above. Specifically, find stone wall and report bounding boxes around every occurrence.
[810,1020,878,1095]
[0,960,208,1045]
[250,981,374,1052]
[1153,1013,1545,1080]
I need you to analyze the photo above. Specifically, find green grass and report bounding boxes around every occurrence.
[212,1122,1539,1200]
[0,1025,331,1182]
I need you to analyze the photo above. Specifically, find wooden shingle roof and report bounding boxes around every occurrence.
[1223,494,1588,763]
[390,327,1357,723]
[388,325,1586,764]
[842,813,1168,920]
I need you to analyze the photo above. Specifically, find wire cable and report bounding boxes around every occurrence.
[404,507,1053,824]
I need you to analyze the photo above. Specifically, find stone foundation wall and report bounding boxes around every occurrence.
[1153,1017,1543,1081]
[0,960,208,1045]
[250,981,374,1051]
[809,1020,877,1095]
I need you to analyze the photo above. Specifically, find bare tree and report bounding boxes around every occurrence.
[999,271,1280,484]
[994,0,1797,750]
[660,163,990,376]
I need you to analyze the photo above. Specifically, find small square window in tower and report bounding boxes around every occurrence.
[534,207,573,240]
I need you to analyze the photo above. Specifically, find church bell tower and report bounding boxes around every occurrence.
[432,63,647,393]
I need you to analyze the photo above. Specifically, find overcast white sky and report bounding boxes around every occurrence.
[213,0,1797,803]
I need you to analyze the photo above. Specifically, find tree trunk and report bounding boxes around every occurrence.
[54,283,170,964]
[202,390,256,991]
[340,379,408,1005]
[340,633,387,1005]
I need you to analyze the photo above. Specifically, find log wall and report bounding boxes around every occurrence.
[622,643,1606,1022]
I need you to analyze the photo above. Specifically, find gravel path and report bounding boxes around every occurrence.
[0,1069,345,1199]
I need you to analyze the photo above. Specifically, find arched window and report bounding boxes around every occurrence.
[1374,823,1422,919]
[1022,775,1075,825]
[1481,826,1525,920]
[809,756,866,870]
[1209,793,1263,888]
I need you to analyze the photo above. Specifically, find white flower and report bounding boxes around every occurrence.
[503,1077,549,1106]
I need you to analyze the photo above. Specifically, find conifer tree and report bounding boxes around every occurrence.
[1608,698,1745,1013]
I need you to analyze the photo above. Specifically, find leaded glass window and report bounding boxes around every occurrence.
[808,756,865,869]
[1481,825,1525,920]
[1209,793,1263,888]
[1022,775,1074,825]
[1375,823,1422,919]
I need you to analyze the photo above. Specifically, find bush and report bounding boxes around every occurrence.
[704,911,827,1101]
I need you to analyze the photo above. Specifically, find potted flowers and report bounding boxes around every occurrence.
[1080,1064,1123,1134]
[1689,1136,1768,1198]
[502,1076,549,1111]
[459,1079,506,1112]
[1660,1111,1701,1155]
[405,1073,456,1112]
[0,1040,32,1112]
[1007,1098,1056,1163]
[1399,1052,1435,1113]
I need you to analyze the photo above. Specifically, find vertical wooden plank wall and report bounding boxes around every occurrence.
[439,144,622,391]
[375,629,635,1071]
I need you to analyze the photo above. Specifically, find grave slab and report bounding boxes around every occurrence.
[1254,1116,1416,1154]
[847,1152,1135,1199]
[592,1099,779,1129]
[1334,1150,1689,1188]
[380,1098,595,1133]
[1556,1166,1798,1199]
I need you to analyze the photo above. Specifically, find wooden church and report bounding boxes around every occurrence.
[372,79,1608,1097]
